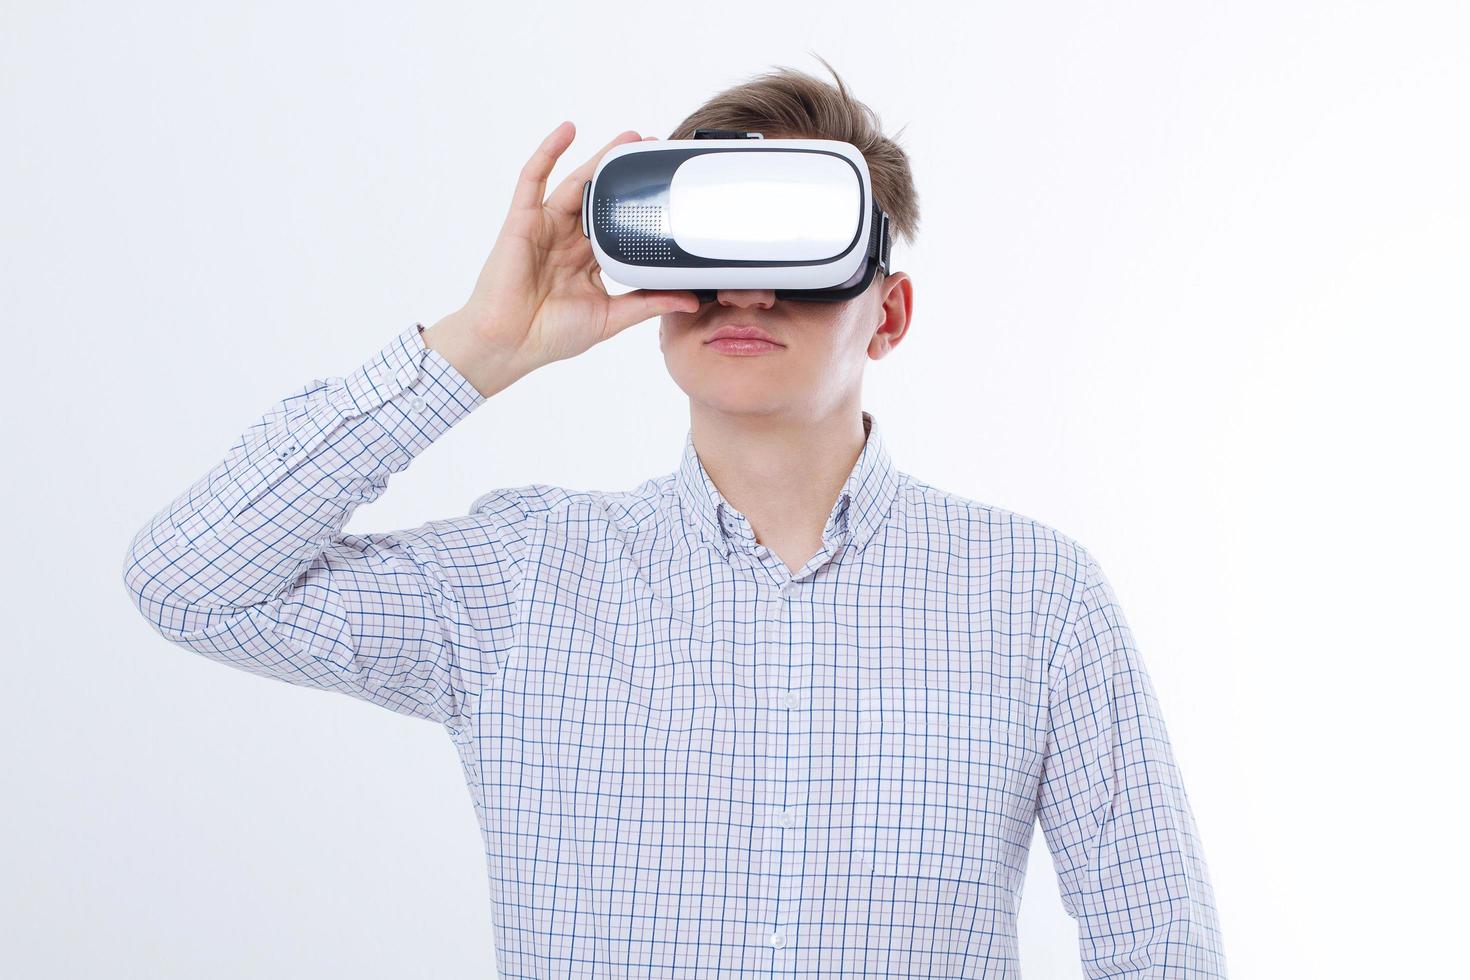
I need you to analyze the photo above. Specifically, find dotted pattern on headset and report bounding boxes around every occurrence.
[595,198,675,263]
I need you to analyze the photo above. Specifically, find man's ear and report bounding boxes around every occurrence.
[869,271,913,358]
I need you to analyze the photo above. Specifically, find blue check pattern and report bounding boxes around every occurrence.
[124,323,1227,977]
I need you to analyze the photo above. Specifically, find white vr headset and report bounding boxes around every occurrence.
[581,129,894,303]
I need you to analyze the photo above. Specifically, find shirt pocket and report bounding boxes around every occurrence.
[855,684,1041,887]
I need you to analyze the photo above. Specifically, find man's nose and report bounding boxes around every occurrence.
[716,289,776,310]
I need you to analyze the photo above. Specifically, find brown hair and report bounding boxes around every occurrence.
[667,55,920,251]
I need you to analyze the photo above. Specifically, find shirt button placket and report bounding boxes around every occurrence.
[765,575,801,957]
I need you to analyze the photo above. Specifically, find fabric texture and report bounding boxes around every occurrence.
[123,323,1227,978]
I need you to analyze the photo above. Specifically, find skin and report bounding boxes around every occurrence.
[422,121,913,575]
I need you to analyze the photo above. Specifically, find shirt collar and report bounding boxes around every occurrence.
[674,410,901,560]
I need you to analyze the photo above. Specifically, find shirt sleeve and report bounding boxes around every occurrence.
[1035,549,1228,977]
[122,322,524,727]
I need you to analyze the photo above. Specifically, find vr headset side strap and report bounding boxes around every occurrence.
[878,210,892,274]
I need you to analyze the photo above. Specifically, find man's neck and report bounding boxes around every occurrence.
[689,405,868,569]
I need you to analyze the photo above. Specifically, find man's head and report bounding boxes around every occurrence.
[657,57,918,426]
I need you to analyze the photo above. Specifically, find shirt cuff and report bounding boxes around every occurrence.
[327,322,486,457]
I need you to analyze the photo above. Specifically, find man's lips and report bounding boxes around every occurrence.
[704,324,784,345]
[705,337,783,350]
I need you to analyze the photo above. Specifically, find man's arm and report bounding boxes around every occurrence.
[1036,549,1228,977]
[122,121,700,728]
[121,322,526,725]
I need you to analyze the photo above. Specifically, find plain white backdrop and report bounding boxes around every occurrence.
[3,2,1466,976]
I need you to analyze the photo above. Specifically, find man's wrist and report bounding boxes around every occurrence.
[421,312,534,399]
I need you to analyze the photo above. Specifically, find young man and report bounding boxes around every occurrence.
[124,64,1226,978]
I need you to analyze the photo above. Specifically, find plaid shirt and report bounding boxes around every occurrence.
[124,322,1227,977]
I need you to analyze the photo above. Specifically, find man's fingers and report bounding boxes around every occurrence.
[509,121,580,215]
[544,129,645,219]
[604,288,700,337]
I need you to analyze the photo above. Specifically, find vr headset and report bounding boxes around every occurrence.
[581,129,894,303]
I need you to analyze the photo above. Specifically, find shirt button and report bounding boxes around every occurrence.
[275,442,298,460]
[769,928,786,949]
[777,808,795,828]
[782,690,801,709]
[778,582,795,598]
[408,394,427,413]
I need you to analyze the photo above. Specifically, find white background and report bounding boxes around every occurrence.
[3,2,1466,976]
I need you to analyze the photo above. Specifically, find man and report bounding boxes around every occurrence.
[124,62,1226,978]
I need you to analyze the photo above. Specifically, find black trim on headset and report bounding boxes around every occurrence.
[778,205,891,302]
[692,128,765,140]
[688,202,892,305]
